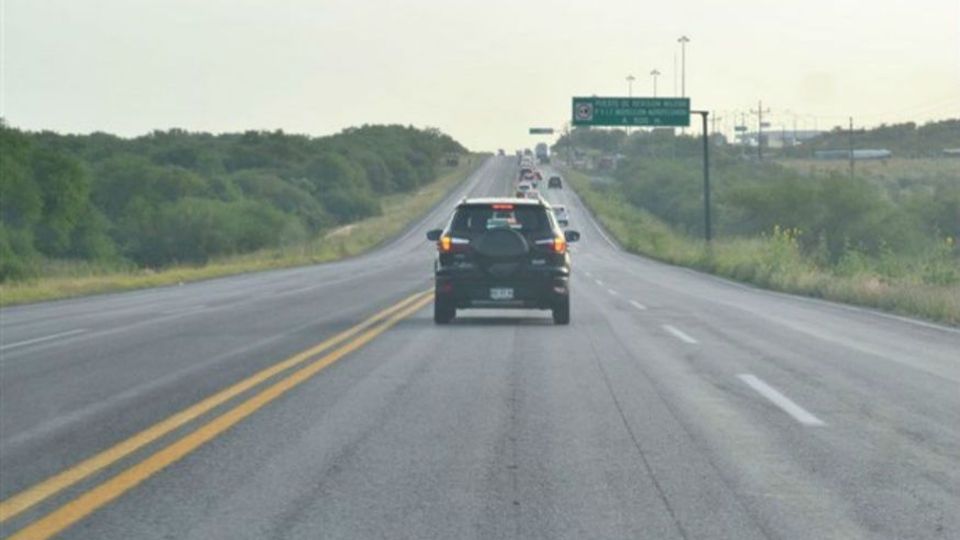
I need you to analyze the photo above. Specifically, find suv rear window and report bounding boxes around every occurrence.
[450,205,550,234]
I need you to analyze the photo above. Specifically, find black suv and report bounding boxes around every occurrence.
[547,175,563,189]
[427,198,580,325]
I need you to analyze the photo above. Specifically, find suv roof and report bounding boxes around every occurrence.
[458,197,550,208]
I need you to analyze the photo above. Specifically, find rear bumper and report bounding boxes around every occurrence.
[435,274,569,310]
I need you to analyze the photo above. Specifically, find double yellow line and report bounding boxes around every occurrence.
[2,290,434,539]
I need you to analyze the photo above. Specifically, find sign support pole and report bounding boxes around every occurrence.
[692,110,711,243]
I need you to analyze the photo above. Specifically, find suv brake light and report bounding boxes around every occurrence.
[552,235,566,254]
[439,235,470,253]
[535,235,566,254]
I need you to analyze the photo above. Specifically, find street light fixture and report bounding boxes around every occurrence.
[650,69,661,97]
[626,74,636,97]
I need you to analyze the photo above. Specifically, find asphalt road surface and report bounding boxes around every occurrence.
[2,156,958,539]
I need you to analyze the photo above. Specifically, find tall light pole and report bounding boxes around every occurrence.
[673,53,678,96]
[626,74,636,97]
[650,69,661,97]
[677,35,690,97]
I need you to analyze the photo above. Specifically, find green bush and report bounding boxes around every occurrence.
[0,121,466,281]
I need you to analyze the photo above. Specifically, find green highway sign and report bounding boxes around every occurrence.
[529,127,554,134]
[572,97,690,127]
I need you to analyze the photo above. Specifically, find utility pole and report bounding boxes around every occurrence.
[691,111,712,242]
[711,113,722,137]
[848,116,855,179]
[650,69,660,97]
[678,36,690,97]
[626,75,636,135]
[750,100,770,161]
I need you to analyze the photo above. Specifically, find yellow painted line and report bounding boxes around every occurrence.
[11,293,433,540]
[0,290,430,524]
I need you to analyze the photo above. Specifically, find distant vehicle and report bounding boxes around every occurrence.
[548,175,563,189]
[523,148,533,156]
[497,149,505,156]
[515,182,533,197]
[552,205,569,227]
[535,142,550,164]
[427,197,580,324]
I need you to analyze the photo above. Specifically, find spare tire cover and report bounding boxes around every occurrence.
[473,229,529,277]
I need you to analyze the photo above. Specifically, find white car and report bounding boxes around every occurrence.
[552,205,569,227]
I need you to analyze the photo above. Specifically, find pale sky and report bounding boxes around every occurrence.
[3,0,958,150]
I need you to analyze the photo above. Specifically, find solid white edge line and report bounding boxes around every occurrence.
[630,300,648,310]
[662,324,698,344]
[0,329,88,351]
[738,374,827,426]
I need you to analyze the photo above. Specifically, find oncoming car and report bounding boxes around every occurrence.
[427,198,580,324]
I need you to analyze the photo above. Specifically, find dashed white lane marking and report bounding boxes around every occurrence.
[584,271,593,278]
[662,324,698,344]
[738,374,827,426]
[595,279,604,286]
[0,329,88,351]
[160,304,208,316]
[607,288,618,296]
[630,300,648,310]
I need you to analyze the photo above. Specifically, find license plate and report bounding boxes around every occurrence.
[490,287,514,300]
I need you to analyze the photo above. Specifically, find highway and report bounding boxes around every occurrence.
[1,156,958,539]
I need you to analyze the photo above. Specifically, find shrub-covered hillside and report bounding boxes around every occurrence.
[0,123,465,280]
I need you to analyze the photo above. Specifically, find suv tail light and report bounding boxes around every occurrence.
[439,235,470,253]
[535,235,566,255]
[552,235,566,254]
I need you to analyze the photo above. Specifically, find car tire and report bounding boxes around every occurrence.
[434,296,455,324]
[552,296,570,325]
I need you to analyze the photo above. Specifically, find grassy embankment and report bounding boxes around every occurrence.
[564,166,960,326]
[0,157,483,306]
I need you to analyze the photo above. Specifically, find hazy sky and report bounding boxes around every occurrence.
[3,0,958,150]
